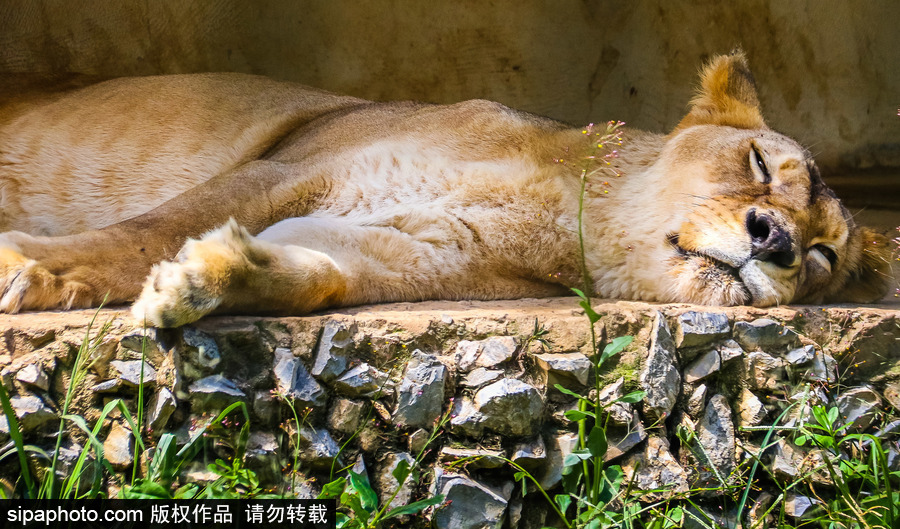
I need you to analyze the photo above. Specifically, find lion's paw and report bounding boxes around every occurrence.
[132,219,252,327]
[0,243,93,313]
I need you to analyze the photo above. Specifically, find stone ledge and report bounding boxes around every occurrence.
[1,298,899,526]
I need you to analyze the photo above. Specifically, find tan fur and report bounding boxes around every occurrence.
[0,52,891,327]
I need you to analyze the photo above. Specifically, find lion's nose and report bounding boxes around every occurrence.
[746,209,796,267]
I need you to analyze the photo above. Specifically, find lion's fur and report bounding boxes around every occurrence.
[0,52,890,327]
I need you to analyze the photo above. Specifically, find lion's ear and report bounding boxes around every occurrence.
[830,227,893,304]
[674,50,767,131]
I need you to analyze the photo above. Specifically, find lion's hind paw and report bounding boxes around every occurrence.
[0,247,93,313]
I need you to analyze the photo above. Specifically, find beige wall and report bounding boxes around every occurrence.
[1,0,898,173]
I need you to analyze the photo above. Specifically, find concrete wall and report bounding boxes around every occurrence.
[1,0,898,173]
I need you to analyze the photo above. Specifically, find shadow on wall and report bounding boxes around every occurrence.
[1,0,898,176]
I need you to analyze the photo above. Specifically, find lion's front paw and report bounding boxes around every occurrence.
[0,245,94,313]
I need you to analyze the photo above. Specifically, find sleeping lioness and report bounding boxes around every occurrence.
[0,52,890,327]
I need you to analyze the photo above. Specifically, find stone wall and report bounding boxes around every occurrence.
[1,298,899,527]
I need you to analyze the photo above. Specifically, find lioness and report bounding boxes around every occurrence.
[0,52,890,327]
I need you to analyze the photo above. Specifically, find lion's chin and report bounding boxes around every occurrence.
[667,254,751,306]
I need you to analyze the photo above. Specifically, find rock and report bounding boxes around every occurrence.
[511,437,546,469]
[55,442,98,493]
[733,318,801,352]
[109,360,157,388]
[188,374,246,411]
[622,436,689,501]
[16,364,49,391]
[538,431,579,490]
[596,377,632,425]
[104,422,134,471]
[440,447,505,469]
[784,493,819,519]
[744,351,784,390]
[640,312,681,420]
[674,311,730,349]
[747,491,775,529]
[298,426,340,470]
[273,348,327,410]
[8,395,56,431]
[146,387,177,436]
[804,351,838,384]
[885,381,900,412]
[456,336,518,372]
[433,470,509,529]
[770,438,801,482]
[836,386,882,431]
[696,394,736,486]
[252,390,279,425]
[605,418,647,461]
[770,438,834,486]
[245,431,281,485]
[451,378,543,437]
[460,367,503,388]
[785,345,816,365]
[534,352,591,386]
[683,349,721,383]
[408,429,430,455]
[737,388,767,428]
[375,452,416,511]
[333,362,391,398]
[312,321,356,382]
[717,339,744,364]
[394,351,447,429]
[181,326,221,373]
[327,398,366,436]
[687,384,708,418]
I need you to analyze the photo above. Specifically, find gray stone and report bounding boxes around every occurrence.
[252,390,279,425]
[188,374,246,411]
[733,318,800,352]
[597,377,632,425]
[460,367,503,388]
[697,394,736,486]
[456,336,518,372]
[312,321,357,382]
[449,397,484,436]
[606,418,647,461]
[511,437,546,469]
[737,388,767,428]
[771,438,801,481]
[16,364,49,391]
[717,339,744,363]
[770,439,834,487]
[408,428,430,455]
[451,378,543,437]
[55,442,99,492]
[538,431,579,490]
[785,345,816,365]
[182,326,221,372]
[104,422,134,471]
[273,347,328,410]
[803,351,837,384]
[8,395,56,431]
[298,426,340,470]
[885,381,900,412]
[440,447,505,469]
[110,360,157,388]
[91,379,121,393]
[245,431,281,485]
[394,351,447,429]
[640,312,681,420]
[333,363,390,398]
[687,384,708,418]
[376,452,416,511]
[327,398,366,436]
[784,493,820,519]
[745,351,784,390]
[837,386,882,431]
[684,349,721,383]
[534,352,591,386]
[433,470,509,529]
[747,492,776,529]
[674,311,730,349]
[622,436,689,501]
[146,387,177,436]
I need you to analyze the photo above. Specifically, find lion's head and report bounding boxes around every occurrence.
[594,51,892,307]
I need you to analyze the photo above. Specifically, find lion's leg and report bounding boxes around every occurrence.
[0,160,318,313]
[132,219,348,327]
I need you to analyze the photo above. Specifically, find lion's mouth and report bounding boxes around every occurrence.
[666,233,740,275]
[666,233,753,305]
